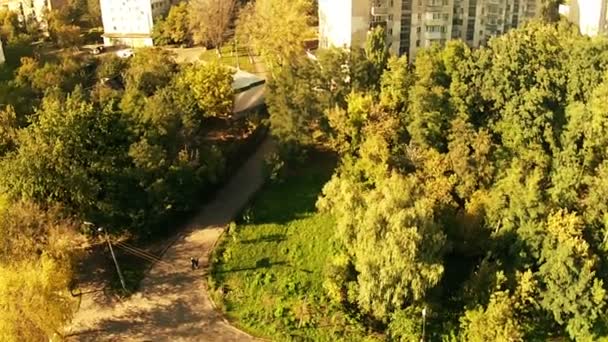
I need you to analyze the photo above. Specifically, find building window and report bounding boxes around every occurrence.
[425,25,444,32]
[416,39,420,46]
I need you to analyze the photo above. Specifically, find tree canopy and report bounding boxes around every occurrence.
[274,20,608,340]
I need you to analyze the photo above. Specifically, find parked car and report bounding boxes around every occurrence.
[90,45,105,55]
[116,48,134,58]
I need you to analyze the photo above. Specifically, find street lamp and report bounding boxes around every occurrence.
[84,221,127,292]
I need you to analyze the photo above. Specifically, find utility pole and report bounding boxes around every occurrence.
[100,227,127,292]
[421,306,427,342]
[85,222,127,292]
[235,36,240,70]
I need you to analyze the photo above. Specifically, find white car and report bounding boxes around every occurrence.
[116,48,134,58]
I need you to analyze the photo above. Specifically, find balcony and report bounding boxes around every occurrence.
[371,6,390,16]
[423,31,447,39]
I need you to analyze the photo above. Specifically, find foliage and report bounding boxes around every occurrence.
[459,271,537,342]
[0,91,136,226]
[318,172,446,319]
[175,61,234,117]
[0,201,81,341]
[0,10,27,43]
[257,20,608,340]
[0,46,236,237]
[236,0,314,73]
[122,48,178,97]
[153,2,191,46]
[189,0,236,53]
[538,210,606,340]
[266,57,324,145]
[46,8,83,48]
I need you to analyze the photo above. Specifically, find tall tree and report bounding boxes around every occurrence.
[175,61,234,118]
[0,201,81,341]
[538,210,606,340]
[364,26,389,88]
[153,2,191,46]
[0,90,137,228]
[189,0,236,56]
[318,173,446,319]
[236,0,314,74]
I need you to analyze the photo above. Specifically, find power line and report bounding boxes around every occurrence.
[114,241,170,267]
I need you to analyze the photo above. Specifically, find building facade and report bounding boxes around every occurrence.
[100,0,172,47]
[0,0,67,23]
[319,0,542,58]
[560,0,608,36]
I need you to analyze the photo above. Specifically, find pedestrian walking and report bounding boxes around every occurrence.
[190,257,199,270]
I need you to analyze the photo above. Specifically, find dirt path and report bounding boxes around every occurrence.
[66,138,274,342]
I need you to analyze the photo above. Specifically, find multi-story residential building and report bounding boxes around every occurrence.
[319,0,542,58]
[560,0,608,36]
[0,0,67,23]
[100,0,173,47]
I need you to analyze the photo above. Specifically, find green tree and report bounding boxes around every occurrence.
[85,0,102,26]
[266,58,324,146]
[538,210,606,340]
[364,26,389,88]
[153,2,191,45]
[122,48,178,96]
[459,271,538,342]
[0,10,23,42]
[236,0,314,73]
[379,55,411,114]
[175,61,234,117]
[406,44,452,150]
[0,90,137,228]
[0,106,18,156]
[318,173,445,319]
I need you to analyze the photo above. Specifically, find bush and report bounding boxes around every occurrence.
[263,151,286,183]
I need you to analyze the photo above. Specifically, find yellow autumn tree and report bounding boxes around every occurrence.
[0,200,82,341]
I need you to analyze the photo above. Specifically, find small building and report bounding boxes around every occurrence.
[232,69,265,116]
[100,0,172,47]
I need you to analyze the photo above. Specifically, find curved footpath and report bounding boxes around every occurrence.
[66,138,274,341]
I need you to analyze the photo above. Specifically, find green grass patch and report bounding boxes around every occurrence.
[211,152,377,341]
[199,44,256,73]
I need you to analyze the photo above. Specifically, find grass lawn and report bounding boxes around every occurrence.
[199,44,256,73]
[210,152,377,342]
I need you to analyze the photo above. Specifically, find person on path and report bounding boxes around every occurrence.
[190,257,199,270]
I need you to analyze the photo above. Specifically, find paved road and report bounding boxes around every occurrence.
[66,138,274,342]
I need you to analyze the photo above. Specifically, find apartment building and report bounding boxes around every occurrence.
[319,0,542,58]
[100,0,172,47]
[560,0,608,36]
[0,0,67,23]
